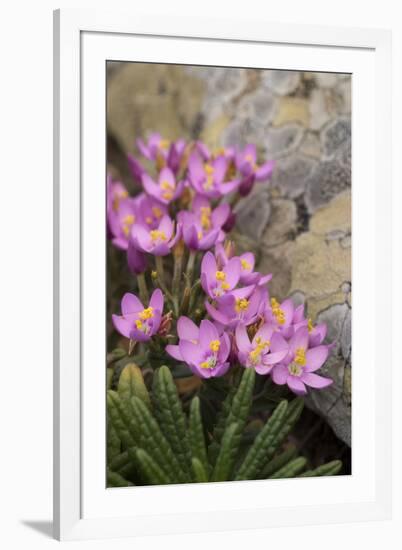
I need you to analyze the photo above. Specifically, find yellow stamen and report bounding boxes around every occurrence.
[200,361,212,369]
[235,298,249,313]
[241,258,251,271]
[159,139,170,150]
[123,214,135,226]
[200,206,212,230]
[294,347,306,366]
[271,297,286,325]
[215,271,226,281]
[135,319,143,329]
[151,270,158,280]
[204,163,214,175]
[209,340,221,352]
[150,230,167,242]
[198,231,203,241]
[152,206,163,219]
[139,307,154,320]
[307,318,314,332]
[221,282,230,290]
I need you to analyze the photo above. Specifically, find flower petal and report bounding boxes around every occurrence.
[165,344,183,361]
[271,364,288,385]
[199,319,219,348]
[149,288,164,313]
[287,376,307,395]
[235,323,251,352]
[177,316,199,341]
[301,372,333,389]
[121,293,143,315]
[305,346,329,371]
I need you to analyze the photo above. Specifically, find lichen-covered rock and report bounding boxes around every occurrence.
[107,62,206,153]
[273,97,310,127]
[235,188,271,240]
[272,154,317,199]
[261,70,301,95]
[264,124,305,159]
[321,117,351,159]
[305,157,350,213]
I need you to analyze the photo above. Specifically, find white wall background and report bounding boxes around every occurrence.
[0,0,400,548]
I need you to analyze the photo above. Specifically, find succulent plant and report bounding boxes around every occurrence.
[107,364,342,486]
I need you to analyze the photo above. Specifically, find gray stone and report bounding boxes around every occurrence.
[222,117,265,149]
[317,302,350,356]
[236,89,277,126]
[235,189,271,240]
[305,158,351,213]
[262,198,298,247]
[300,131,321,159]
[321,117,351,159]
[263,124,304,159]
[309,88,344,131]
[261,70,301,95]
[272,154,317,199]
[336,78,352,114]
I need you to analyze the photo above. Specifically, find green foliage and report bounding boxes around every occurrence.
[107,366,343,486]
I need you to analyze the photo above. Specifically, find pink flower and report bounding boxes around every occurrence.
[215,244,272,286]
[292,304,328,347]
[108,195,140,250]
[271,327,333,395]
[130,215,180,256]
[264,297,295,338]
[112,289,164,342]
[142,167,185,205]
[205,286,266,329]
[235,323,288,375]
[236,144,275,182]
[178,196,230,251]
[188,152,240,199]
[200,251,241,299]
[167,318,231,379]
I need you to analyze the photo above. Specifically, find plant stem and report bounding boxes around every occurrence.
[155,256,174,303]
[185,250,197,285]
[137,273,149,304]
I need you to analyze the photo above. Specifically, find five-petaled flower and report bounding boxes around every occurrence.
[130,215,180,256]
[235,323,288,375]
[271,327,333,395]
[188,152,240,199]
[112,289,164,342]
[169,318,231,379]
[142,167,185,205]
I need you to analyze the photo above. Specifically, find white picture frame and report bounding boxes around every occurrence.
[53,8,392,541]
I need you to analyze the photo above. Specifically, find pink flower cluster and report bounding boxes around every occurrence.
[109,133,333,396]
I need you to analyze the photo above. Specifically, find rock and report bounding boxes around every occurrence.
[256,241,294,299]
[200,114,231,150]
[305,157,351,213]
[321,117,351,159]
[336,78,352,114]
[273,97,310,127]
[261,70,301,95]
[263,124,304,159]
[107,63,205,152]
[235,189,271,240]
[262,198,298,247]
[272,154,317,199]
[300,131,321,159]
[222,117,265,149]
[315,72,339,88]
[235,89,277,126]
[309,88,344,131]
[289,191,351,319]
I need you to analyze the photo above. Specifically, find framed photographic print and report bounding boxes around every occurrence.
[53,9,392,541]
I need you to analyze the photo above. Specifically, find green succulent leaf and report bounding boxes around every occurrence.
[211,422,240,482]
[192,457,209,483]
[235,399,289,481]
[107,468,133,487]
[152,366,192,476]
[259,445,298,479]
[107,390,138,449]
[269,456,307,479]
[130,395,189,483]
[188,396,209,474]
[130,448,172,485]
[118,363,150,407]
[107,421,121,463]
[299,460,342,477]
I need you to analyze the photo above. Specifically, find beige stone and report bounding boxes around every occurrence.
[107,63,205,153]
[273,97,310,127]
